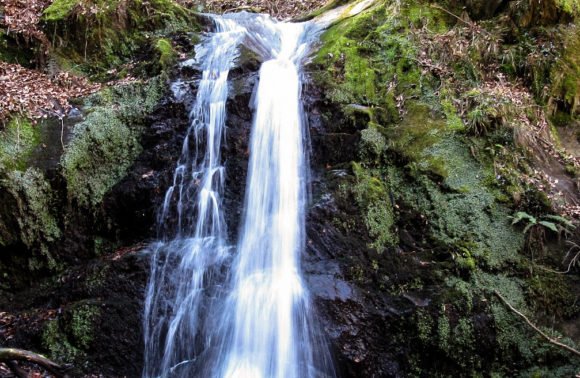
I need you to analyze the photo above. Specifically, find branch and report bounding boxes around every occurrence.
[429,4,475,27]
[0,348,68,377]
[493,291,580,357]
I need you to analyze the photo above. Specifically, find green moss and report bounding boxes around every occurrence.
[43,0,194,79]
[41,303,100,363]
[42,319,83,362]
[351,162,398,251]
[441,98,465,132]
[315,2,579,375]
[61,78,164,208]
[416,309,434,343]
[387,106,521,269]
[62,110,140,208]
[446,277,474,312]
[440,87,466,132]
[43,0,79,21]
[555,0,580,16]
[550,27,580,115]
[393,138,524,269]
[0,168,61,269]
[314,2,446,124]
[0,117,40,171]
[437,309,451,352]
[386,102,447,176]
[71,304,101,349]
[359,123,387,161]
[527,272,579,318]
[155,38,176,68]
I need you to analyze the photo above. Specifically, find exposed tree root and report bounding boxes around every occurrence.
[0,348,68,377]
[493,290,580,358]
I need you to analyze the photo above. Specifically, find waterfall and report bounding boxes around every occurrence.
[142,6,370,377]
[219,21,325,378]
[142,17,245,377]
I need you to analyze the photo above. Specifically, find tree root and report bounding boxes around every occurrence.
[0,348,68,377]
[493,290,580,358]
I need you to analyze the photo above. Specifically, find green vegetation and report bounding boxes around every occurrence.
[42,0,195,79]
[351,162,398,251]
[314,0,580,375]
[62,109,141,208]
[0,168,61,269]
[62,77,165,208]
[155,38,177,68]
[0,117,40,171]
[43,0,79,21]
[42,303,101,363]
[511,211,575,234]
[550,29,580,115]
[555,0,580,16]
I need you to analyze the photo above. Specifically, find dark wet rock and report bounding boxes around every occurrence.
[0,250,148,377]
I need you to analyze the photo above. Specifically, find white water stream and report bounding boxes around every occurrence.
[143,4,373,376]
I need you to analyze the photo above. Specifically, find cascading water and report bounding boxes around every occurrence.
[143,3,374,376]
[142,17,245,377]
[219,21,325,378]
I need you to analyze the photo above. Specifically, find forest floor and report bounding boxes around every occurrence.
[199,0,328,19]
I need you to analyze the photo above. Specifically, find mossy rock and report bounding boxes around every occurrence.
[42,302,102,364]
[61,77,165,209]
[313,1,448,126]
[155,37,176,68]
[550,25,580,115]
[0,117,41,172]
[42,0,196,78]
[0,168,61,270]
[350,162,398,251]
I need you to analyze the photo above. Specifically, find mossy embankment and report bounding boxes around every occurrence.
[42,0,197,79]
[0,0,198,255]
[0,1,198,373]
[0,0,199,276]
[309,0,580,375]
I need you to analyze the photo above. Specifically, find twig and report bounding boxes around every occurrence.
[224,5,262,14]
[429,4,474,27]
[429,4,492,36]
[538,242,580,274]
[6,361,27,378]
[493,290,580,357]
[60,117,65,150]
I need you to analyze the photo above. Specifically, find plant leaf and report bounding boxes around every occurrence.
[512,211,536,225]
[539,221,558,233]
[543,215,575,229]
